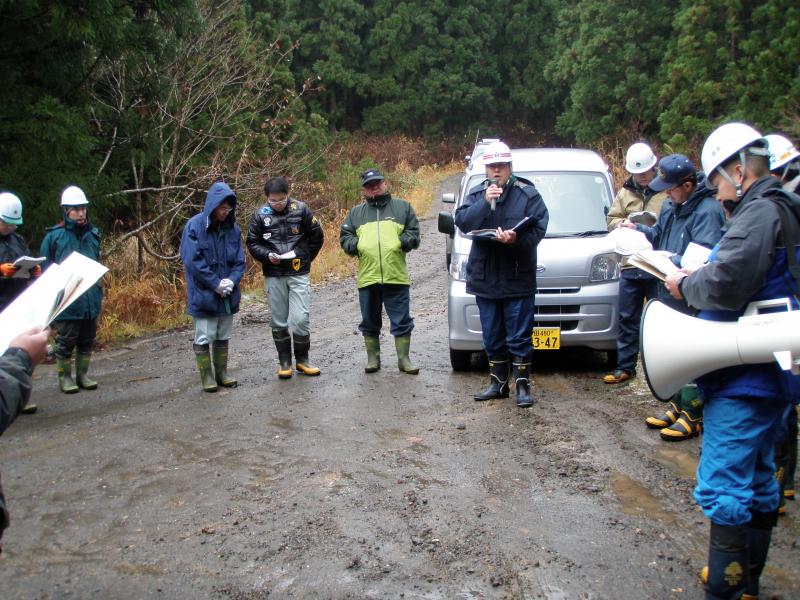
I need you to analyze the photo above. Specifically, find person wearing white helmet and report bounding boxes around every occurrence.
[766,133,800,193]
[603,142,668,384]
[40,185,102,394]
[0,191,43,414]
[454,141,549,408]
[664,122,800,600]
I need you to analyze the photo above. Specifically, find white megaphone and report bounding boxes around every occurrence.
[640,298,800,401]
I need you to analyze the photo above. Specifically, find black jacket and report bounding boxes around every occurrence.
[454,176,549,299]
[0,232,31,311]
[0,347,34,546]
[247,199,324,277]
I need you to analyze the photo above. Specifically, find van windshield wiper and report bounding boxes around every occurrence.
[547,230,608,238]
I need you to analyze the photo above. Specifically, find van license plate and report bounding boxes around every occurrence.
[532,327,561,350]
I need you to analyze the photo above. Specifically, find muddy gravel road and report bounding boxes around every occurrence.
[1,175,798,600]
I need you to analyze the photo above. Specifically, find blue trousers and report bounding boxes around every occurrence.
[476,294,535,357]
[694,395,792,526]
[616,270,657,373]
[358,284,414,337]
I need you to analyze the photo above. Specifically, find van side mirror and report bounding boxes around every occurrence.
[441,193,455,204]
[438,211,455,236]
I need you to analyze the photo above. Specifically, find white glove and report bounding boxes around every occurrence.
[215,279,234,296]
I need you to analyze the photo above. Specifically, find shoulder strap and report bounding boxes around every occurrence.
[768,194,800,296]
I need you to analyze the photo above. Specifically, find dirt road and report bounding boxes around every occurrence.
[1,175,798,599]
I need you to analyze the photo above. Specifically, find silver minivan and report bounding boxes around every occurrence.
[438,148,620,371]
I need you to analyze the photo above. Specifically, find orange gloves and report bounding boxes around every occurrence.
[0,263,19,277]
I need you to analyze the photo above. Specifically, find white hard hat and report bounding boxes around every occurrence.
[0,192,23,225]
[765,133,800,171]
[625,143,657,174]
[701,122,767,176]
[482,141,512,165]
[61,185,89,206]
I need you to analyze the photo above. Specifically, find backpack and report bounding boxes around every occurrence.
[764,188,800,297]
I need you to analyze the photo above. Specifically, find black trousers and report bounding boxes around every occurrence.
[54,318,98,358]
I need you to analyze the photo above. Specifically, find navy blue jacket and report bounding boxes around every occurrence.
[40,218,102,321]
[454,176,549,299]
[637,177,724,310]
[180,182,246,318]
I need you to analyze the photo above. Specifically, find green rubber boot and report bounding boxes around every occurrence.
[75,353,98,390]
[364,336,381,373]
[193,344,218,392]
[212,340,237,388]
[395,335,419,374]
[57,356,79,394]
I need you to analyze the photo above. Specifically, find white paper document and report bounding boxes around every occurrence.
[11,255,46,279]
[0,252,109,353]
[627,250,679,281]
[268,250,297,261]
[680,242,712,270]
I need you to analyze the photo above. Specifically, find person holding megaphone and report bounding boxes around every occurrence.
[664,123,800,600]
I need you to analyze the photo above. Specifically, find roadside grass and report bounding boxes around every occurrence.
[96,150,462,344]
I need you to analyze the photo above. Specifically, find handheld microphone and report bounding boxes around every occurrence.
[491,178,499,211]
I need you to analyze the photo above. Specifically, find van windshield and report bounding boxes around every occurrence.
[464,172,611,236]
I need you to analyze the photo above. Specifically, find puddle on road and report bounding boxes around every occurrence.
[268,416,298,432]
[654,447,698,479]
[766,564,800,593]
[611,471,677,526]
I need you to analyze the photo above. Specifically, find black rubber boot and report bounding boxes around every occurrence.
[705,523,748,599]
[512,354,533,408]
[212,339,237,387]
[272,328,293,379]
[293,334,321,376]
[193,344,218,393]
[744,510,777,598]
[474,356,509,401]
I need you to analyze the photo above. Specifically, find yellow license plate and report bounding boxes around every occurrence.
[532,327,561,350]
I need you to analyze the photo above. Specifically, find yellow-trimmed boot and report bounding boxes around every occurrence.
[75,353,98,390]
[272,328,293,379]
[193,344,218,393]
[57,355,79,394]
[293,334,320,376]
[212,340,237,388]
[660,410,702,441]
[645,401,680,429]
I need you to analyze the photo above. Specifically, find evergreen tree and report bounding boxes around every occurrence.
[546,0,677,144]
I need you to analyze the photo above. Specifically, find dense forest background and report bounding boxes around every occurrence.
[1,0,798,254]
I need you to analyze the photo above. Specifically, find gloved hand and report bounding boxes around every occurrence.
[31,265,42,277]
[214,280,229,296]
[0,263,19,277]
[215,278,234,297]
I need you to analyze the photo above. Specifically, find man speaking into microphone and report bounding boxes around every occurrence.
[454,140,549,408]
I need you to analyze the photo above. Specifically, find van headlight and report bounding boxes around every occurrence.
[589,253,620,282]
[449,252,469,281]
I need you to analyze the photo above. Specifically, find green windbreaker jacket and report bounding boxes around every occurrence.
[340,193,420,288]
